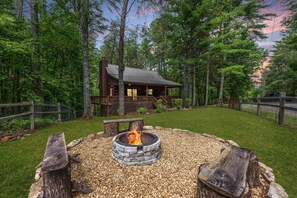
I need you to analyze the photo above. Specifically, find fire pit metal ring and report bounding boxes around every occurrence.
[112,132,161,166]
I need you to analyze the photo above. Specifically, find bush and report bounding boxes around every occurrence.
[0,117,56,134]
[155,99,167,113]
[186,98,192,108]
[0,119,30,133]
[172,98,182,110]
[137,107,147,114]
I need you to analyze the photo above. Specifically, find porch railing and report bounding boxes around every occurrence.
[91,95,180,107]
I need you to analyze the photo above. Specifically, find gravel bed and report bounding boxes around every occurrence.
[69,129,226,197]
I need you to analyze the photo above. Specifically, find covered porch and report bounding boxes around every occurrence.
[91,94,181,116]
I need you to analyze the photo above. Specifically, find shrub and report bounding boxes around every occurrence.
[137,107,147,114]
[0,119,30,133]
[186,98,192,108]
[155,99,167,113]
[172,98,182,110]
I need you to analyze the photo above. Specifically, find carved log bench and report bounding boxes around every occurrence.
[41,133,72,198]
[197,145,259,198]
[103,118,144,136]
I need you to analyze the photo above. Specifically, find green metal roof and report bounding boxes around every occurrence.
[106,64,182,87]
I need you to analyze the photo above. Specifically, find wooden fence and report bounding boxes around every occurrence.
[0,102,80,130]
[226,93,297,125]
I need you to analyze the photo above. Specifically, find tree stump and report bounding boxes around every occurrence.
[42,133,72,198]
[197,146,259,198]
[104,122,119,136]
[103,118,144,136]
[128,120,144,131]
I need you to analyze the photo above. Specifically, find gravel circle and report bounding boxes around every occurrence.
[69,129,226,197]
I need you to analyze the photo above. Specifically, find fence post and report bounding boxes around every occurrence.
[256,96,260,116]
[58,102,61,122]
[73,107,76,119]
[30,101,35,130]
[278,92,286,125]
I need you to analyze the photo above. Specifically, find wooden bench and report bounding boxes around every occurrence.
[41,133,71,198]
[103,118,144,136]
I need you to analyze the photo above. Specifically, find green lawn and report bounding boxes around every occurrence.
[1,107,296,197]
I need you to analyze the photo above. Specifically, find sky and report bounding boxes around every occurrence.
[96,3,158,48]
[257,0,289,53]
[97,0,289,54]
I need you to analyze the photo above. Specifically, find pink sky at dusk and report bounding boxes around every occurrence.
[97,0,289,53]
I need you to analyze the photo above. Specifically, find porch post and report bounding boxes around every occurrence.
[146,85,148,104]
[107,96,110,116]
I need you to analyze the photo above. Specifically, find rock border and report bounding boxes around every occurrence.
[28,128,288,198]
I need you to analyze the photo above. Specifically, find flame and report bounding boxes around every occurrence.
[127,128,142,145]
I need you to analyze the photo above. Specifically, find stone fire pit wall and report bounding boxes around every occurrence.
[112,134,161,166]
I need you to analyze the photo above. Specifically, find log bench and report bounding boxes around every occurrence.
[41,133,72,198]
[197,145,259,198]
[103,118,144,136]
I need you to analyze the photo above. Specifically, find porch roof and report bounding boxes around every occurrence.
[106,64,182,87]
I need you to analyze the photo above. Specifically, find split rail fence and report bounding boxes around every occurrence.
[223,93,297,127]
[0,102,81,130]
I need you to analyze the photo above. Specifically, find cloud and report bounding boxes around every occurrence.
[137,6,159,17]
[128,15,137,20]
[262,24,287,34]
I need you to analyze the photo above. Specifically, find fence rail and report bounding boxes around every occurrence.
[0,101,81,130]
[225,93,297,126]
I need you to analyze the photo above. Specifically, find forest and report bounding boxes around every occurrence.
[0,0,296,117]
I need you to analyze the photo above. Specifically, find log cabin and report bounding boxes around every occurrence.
[91,59,182,116]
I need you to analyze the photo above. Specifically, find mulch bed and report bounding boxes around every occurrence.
[69,128,225,197]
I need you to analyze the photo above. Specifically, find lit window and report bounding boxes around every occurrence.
[127,89,137,101]
[147,89,153,95]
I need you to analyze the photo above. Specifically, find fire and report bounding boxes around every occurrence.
[127,128,142,145]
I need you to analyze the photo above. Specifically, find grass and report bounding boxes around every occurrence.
[1,107,297,197]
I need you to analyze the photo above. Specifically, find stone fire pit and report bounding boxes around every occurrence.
[112,132,161,166]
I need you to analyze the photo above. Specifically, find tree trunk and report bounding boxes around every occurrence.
[192,65,196,106]
[218,73,224,106]
[110,32,116,64]
[118,0,129,117]
[15,0,23,106]
[30,0,41,97]
[205,60,210,106]
[183,62,189,107]
[81,0,93,119]
[15,0,23,18]
[189,65,193,104]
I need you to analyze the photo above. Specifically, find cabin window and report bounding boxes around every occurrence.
[147,89,153,95]
[110,88,113,96]
[127,89,137,101]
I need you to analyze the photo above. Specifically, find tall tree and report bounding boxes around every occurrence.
[263,0,297,95]
[80,0,93,119]
[30,0,41,98]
